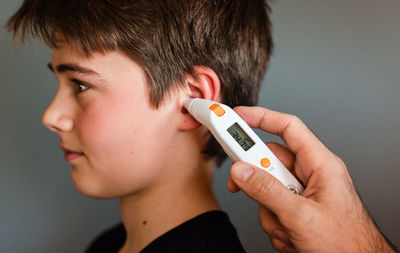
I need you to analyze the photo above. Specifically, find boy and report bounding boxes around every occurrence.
[7,0,272,252]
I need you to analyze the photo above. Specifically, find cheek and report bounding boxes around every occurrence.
[79,100,140,161]
[75,97,161,187]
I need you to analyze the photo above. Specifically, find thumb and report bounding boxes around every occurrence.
[230,161,301,217]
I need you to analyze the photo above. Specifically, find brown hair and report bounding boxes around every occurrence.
[7,0,273,166]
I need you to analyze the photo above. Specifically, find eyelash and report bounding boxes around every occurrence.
[70,78,91,94]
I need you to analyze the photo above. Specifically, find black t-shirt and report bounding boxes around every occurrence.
[85,211,246,253]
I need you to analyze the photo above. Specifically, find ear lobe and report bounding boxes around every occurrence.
[178,112,202,131]
[177,66,221,131]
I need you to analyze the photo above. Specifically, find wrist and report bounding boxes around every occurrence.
[358,218,396,253]
[371,232,396,253]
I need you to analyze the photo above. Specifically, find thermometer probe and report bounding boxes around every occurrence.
[183,98,304,194]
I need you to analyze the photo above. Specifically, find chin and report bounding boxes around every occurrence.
[70,170,118,199]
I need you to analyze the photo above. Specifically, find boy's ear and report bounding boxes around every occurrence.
[178,66,221,131]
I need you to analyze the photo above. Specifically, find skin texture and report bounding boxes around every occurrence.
[42,44,222,253]
[227,106,396,253]
[40,43,395,253]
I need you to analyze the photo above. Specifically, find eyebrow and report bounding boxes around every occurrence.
[47,62,100,76]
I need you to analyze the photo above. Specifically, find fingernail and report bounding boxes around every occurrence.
[232,163,254,183]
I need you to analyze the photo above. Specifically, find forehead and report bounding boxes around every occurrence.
[51,43,145,79]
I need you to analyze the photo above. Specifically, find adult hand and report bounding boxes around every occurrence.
[227,106,395,253]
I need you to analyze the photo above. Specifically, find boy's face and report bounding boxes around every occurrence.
[44,43,183,198]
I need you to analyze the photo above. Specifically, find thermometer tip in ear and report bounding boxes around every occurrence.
[183,97,196,111]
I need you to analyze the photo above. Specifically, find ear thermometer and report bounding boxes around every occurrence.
[183,98,304,194]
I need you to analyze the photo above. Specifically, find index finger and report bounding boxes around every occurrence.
[233,106,327,156]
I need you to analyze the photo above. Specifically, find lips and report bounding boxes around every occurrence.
[64,151,83,162]
[60,144,81,153]
[60,145,84,162]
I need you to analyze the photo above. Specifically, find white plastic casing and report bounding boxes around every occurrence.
[183,98,304,194]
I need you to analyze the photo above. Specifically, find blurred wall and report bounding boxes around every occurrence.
[1,1,399,252]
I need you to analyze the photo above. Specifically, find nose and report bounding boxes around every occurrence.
[42,92,74,133]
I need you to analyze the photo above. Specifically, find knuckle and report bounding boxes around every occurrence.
[260,222,271,235]
[259,219,274,236]
[255,176,275,197]
[326,154,349,176]
[270,237,287,252]
[288,114,302,126]
[290,203,316,228]
[271,242,280,252]
[258,206,273,234]
[335,156,347,170]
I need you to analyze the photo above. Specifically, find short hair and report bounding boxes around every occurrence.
[7,0,273,166]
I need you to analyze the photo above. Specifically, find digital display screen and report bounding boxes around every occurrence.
[227,123,255,151]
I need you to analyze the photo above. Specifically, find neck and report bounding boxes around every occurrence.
[118,161,221,253]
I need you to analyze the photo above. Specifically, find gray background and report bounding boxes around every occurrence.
[1,0,399,252]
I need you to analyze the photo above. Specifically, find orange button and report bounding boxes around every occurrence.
[209,103,225,117]
[260,158,271,168]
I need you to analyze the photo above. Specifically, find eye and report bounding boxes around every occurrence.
[71,78,91,94]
